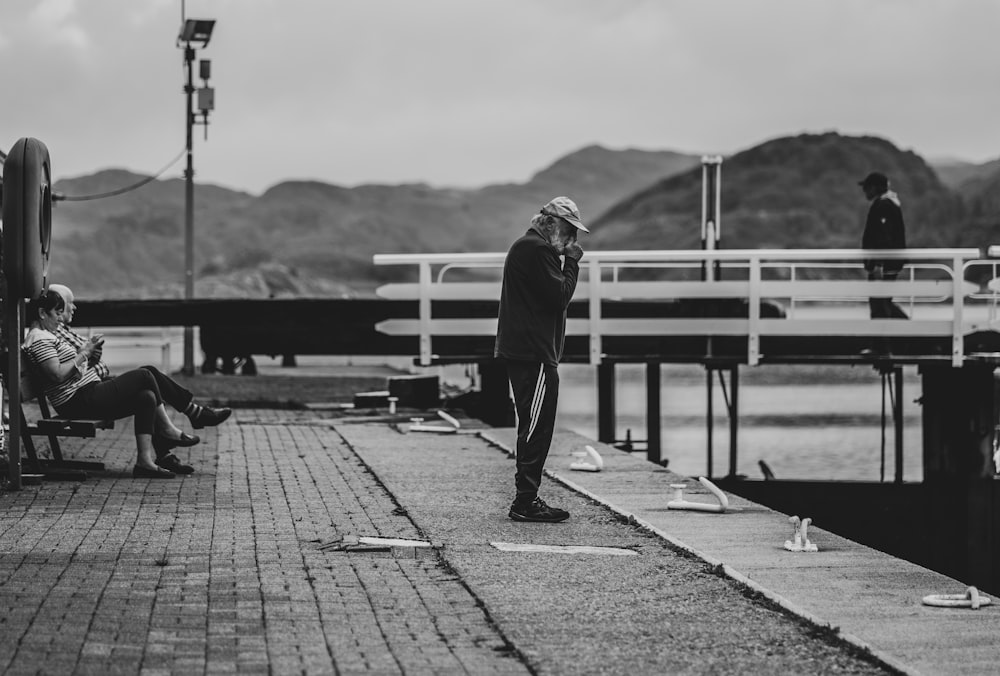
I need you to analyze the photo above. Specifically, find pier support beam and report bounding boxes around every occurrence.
[597,362,616,444]
[728,365,739,478]
[478,360,514,428]
[706,367,714,477]
[705,364,740,479]
[920,364,999,593]
[893,367,903,483]
[646,362,661,465]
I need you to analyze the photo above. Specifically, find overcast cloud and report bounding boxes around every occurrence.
[2,0,998,194]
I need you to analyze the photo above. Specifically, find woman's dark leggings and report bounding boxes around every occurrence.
[57,366,194,435]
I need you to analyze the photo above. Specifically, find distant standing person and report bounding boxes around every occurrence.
[495,196,587,523]
[859,172,908,355]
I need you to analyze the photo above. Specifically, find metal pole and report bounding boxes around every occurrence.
[700,156,723,282]
[182,45,196,375]
[713,160,722,279]
[5,291,22,490]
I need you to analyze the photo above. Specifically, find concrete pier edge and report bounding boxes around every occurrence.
[477,430,919,676]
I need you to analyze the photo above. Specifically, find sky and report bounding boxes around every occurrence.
[2,0,999,195]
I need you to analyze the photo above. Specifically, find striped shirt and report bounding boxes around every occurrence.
[54,324,110,379]
[22,327,102,408]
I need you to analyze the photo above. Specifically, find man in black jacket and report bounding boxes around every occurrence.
[860,171,907,317]
[495,196,587,522]
[859,172,908,355]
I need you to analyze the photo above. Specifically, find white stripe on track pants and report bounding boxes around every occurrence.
[505,360,560,505]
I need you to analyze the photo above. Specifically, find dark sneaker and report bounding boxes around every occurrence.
[508,497,569,523]
[189,406,232,429]
[155,453,195,475]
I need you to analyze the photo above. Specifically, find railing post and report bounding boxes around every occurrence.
[748,256,761,365]
[952,256,964,367]
[418,261,432,366]
[588,258,602,365]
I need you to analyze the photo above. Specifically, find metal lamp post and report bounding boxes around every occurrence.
[177,18,215,375]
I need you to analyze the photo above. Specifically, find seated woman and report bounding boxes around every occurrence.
[22,290,231,479]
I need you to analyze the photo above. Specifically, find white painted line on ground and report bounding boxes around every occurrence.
[409,424,459,434]
[359,536,432,548]
[491,542,637,556]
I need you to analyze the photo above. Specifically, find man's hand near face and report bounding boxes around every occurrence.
[565,241,584,261]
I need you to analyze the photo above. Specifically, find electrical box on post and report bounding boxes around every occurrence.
[198,87,215,112]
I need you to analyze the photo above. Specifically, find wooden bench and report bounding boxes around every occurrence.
[3,351,112,480]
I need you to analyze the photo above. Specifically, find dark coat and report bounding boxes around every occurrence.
[861,191,907,273]
[495,228,579,366]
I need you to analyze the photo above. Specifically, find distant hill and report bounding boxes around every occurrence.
[38,136,1000,299]
[470,145,701,247]
[47,145,700,298]
[590,133,976,253]
[931,157,1000,190]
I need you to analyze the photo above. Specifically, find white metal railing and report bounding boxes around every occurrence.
[83,326,176,373]
[373,248,983,367]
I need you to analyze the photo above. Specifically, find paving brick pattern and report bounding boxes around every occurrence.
[0,410,527,675]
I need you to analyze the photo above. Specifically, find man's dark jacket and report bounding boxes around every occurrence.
[861,191,906,273]
[495,228,579,367]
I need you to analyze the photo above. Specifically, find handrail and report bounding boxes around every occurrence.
[373,248,980,265]
[373,248,985,367]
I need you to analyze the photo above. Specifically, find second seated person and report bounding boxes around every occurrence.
[48,283,233,475]
[22,289,231,479]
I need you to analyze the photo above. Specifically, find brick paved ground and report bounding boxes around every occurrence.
[0,410,528,675]
[1,405,902,675]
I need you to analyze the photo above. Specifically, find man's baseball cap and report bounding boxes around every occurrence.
[541,196,589,233]
[858,172,889,190]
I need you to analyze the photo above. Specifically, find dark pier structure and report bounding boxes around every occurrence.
[3,141,998,601]
[49,284,1000,597]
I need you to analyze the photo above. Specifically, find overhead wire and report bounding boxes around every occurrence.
[53,147,187,202]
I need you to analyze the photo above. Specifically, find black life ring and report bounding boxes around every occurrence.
[2,137,52,298]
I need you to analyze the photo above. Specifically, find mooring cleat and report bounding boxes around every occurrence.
[923,586,992,609]
[436,409,461,429]
[799,517,818,552]
[784,515,819,552]
[784,515,803,551]
[667,477,731,513]
[570,445,604,472]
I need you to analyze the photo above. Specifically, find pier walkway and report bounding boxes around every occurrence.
[1,405,996,674]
